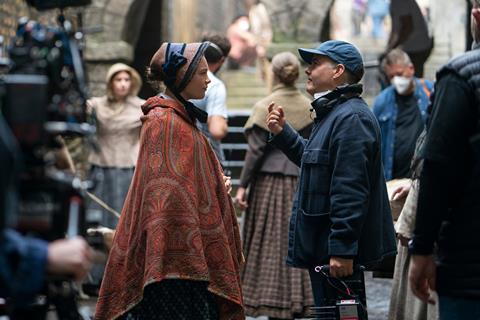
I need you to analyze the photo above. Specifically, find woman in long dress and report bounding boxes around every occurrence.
[87,63,144,228]
[234,52,314,320]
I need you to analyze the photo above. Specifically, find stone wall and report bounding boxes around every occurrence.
[430,0,466,56]
[0,2,83,47]
[83,0,144,96]
[83,0,240,97]
[1,0,246,97]
[195,0,238,39]
[0,1,30,47]
[423,0,467,80]
[262,0,334,42]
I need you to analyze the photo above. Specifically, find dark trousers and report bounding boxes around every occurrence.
[308,268,327,308]
[439,295,480,320]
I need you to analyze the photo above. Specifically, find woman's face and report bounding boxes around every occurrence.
[182,57,210,100]
[111,71,132,100]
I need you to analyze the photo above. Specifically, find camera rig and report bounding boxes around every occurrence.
[0,1,98,319]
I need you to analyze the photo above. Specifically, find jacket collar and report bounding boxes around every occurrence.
[311,84,363,121]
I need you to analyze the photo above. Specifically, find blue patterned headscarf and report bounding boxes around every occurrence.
[150,42,210,123]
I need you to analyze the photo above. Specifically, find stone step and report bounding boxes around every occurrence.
[227,86,268,97]
[222,71,264,83]
[228,97,262,109]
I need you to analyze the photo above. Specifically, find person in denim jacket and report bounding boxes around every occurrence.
[266,40,397,308]
[373,49,433,181]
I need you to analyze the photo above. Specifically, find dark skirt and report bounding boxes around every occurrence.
[118,280,219,320]
[241,173,314,319]
[86,165,135,284]
[87,165,134,229]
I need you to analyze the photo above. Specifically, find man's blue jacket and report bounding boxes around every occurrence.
[372,78,433,180]
[272,92,397,269]
[0,115,48,302]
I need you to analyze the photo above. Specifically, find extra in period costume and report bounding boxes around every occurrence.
[87,63,145,228]
[95,97,244,320]
[240,84,314,319]
[95,42,244,320]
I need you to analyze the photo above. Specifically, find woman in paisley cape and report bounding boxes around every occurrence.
[95,42,244,320]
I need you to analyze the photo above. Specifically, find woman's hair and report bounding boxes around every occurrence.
[145,65,165,92]
[271,52,300,86]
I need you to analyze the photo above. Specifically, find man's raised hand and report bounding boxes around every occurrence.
[266,102,285,135]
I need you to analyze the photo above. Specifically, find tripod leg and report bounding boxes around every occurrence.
[49,281,83,320]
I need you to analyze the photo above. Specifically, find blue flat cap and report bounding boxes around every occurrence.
[299,40,364,80]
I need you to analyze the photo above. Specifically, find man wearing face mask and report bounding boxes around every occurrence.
[373,49,433,181]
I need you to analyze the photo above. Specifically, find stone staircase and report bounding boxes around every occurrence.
[222,69,269,110]
[219,69,268,190]
[423,40,454,81]
[221,110,250,189]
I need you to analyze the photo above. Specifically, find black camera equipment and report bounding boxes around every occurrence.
[0,1,98,319]
[26,0,91,11]
[309,265,368,320]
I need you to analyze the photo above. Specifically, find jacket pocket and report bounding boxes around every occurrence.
[294,209,331,266]
[302,149,330,194]
[301,149,330,213]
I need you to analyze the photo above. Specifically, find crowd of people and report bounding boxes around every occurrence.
[1,1,480,320]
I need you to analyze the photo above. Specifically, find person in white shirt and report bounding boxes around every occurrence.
[191,35,231,163]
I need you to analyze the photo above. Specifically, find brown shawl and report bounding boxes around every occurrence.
[243,84,313,132]
[95,96,244,320]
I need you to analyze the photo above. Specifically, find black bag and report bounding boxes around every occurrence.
[310,265,368,320]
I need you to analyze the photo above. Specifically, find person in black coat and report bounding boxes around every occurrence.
[409,2,480,318]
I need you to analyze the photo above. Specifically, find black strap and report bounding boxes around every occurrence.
[172,91,208,123]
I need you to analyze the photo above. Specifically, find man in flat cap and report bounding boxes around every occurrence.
[266,40,397,308]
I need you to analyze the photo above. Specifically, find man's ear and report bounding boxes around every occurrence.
[407,63,415,77]
[473,8,480,27]
[214,57,226,72]
[472,8,480,42]
[332,64,346,80]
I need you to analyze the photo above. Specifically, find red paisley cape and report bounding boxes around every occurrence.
[95,97,244,319]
